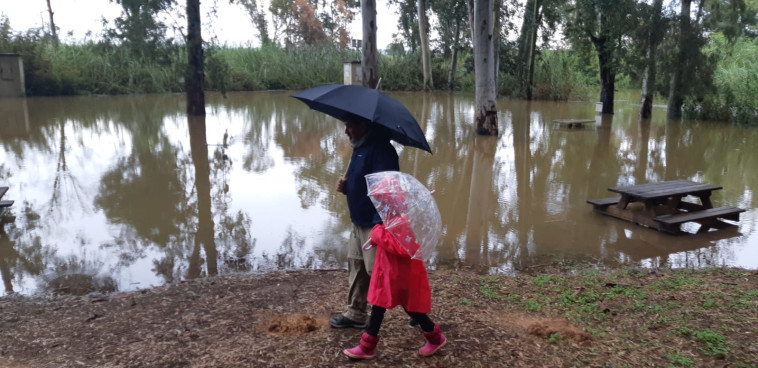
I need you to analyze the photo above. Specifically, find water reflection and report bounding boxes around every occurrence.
[0,91,756,296]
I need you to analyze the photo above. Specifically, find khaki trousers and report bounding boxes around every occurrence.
[343,224,376,323]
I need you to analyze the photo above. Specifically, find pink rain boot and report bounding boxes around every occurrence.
[419,324,447,357]
[343,332,380,360]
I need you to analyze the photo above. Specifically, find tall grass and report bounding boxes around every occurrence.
[212,43,356,91]
[530,49,595,101]
[42,43,185,95]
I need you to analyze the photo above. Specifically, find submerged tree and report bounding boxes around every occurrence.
[639,0,666,119]
[186,0,205,115]
[431,0,469,90]
[516,0,562,100]
[417,0,433,90]
[470,0,498,135]
[568,0,637,115]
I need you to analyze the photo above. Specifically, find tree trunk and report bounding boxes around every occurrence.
[667,0,692,119]
[473,0,498,135]
[466,0,475,47]
[447,18,461,90]
[526,4,541,100]
[492,0,501,91]
[640,0,663,119]
[418,0,433,90]
[45,0,59,49]
[362,0,379,89]
[518,0,537,99]
[592,36,615,115]
[186,0,206,116]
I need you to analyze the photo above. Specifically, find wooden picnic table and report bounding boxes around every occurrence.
[0,186,13,217]
[587,180,745,234]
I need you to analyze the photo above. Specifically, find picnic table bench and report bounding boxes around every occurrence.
[587,180,745,234]
[553,119,595,128]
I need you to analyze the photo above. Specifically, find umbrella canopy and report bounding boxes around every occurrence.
[291,84,432,153]
[365,171,441,261]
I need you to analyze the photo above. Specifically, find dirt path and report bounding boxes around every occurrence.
[1,266,757,367]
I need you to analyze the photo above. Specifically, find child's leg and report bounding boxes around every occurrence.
[366,306,387,336]
[344,306,386,360]
[404,309,447,356]
[404,310,435,333]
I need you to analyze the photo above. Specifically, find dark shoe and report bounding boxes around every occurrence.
[329,316,367,329]
[409,317,419,327]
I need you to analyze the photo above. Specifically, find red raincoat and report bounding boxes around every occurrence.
[367,224,431,313]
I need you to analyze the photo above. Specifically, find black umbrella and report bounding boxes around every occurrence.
[291,84,432,153]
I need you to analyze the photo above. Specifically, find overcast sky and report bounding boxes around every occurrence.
[1,0,399,49]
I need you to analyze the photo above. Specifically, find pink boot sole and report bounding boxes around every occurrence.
[418,335,447,356]
[343,347,375,360]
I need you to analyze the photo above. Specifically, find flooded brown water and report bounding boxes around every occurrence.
[0,90,756,296]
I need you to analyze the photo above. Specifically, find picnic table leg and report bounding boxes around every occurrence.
[666,196,683,214]
[616,196,630,210]
[699,193,713,209]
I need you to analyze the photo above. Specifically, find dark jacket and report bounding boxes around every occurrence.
[345,134,399,227]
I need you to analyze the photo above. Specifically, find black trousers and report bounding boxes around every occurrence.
[366,305,435,337]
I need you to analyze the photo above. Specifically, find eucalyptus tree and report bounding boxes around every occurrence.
[45,0,59,49]
[186,0,205,115]
[108,0,176,56]
[431,0,469,90]
[666,0,695,119]
[470,0,499,135]
[417,0,433,90]
[240,0,272,45]
[362,0,379,88]
[516,0,562,100]
[566,0,638,115]
[639,0,666,119]
[389,0,421,53]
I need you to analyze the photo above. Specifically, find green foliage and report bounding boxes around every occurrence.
[530,50,594,101]
[683,35,758,124]
[378,52,424,91]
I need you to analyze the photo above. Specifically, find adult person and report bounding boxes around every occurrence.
[329,115,399,329]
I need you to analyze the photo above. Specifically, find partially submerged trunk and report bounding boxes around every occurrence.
[473,0,498,135]
[667,0,692,119]
[186,0,206,116]
[592,35,615,115]
[640,0,663,119]
[447,18,461,90]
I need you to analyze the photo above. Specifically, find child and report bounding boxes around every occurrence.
[342,216,446,360]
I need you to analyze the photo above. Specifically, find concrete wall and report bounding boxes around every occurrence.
[0,54,26,98]
[343,61,362,85]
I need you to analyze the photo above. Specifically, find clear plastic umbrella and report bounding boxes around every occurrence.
[365,171,441,261]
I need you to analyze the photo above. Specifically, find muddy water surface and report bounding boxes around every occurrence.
[0,91,756,296]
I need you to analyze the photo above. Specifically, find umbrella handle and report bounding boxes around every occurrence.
[362,239,375,251]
